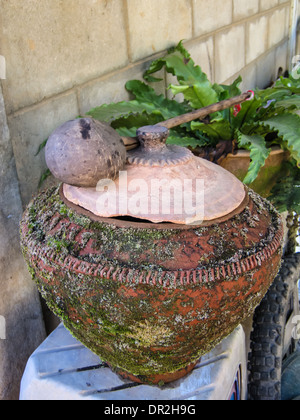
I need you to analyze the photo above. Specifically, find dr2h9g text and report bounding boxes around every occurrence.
[147,405,196,415]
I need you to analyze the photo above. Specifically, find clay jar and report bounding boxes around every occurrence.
[20,125,283,385]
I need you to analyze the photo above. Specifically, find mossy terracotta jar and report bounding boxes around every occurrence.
[20,126,283,385]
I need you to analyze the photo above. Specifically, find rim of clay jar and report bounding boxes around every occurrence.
[59,184,250,231]
[224,146,288,160]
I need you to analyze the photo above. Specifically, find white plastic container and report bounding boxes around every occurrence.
[20,324,247,401]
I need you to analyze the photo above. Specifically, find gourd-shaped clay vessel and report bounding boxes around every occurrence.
[45,117,126,187]
[20,125,283,385]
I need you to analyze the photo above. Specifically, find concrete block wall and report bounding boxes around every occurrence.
[0,0,296,399]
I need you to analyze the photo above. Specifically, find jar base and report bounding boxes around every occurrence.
[110,360,200,386]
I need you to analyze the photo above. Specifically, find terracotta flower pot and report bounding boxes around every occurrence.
[219,146,290,198]
[20,184,283,385]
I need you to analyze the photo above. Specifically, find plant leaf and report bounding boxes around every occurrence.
[231,95,262,130]
[38,169,51,188]
[256,87,293,103]
[144,41,219,109]
[259,113,300,167]
[126,80,188,119]
[87,100,162,123]
[35,138,48,156]
[275,96,300,110]
[144,41,205,85]
[217,76,242,100]
[111,111,163,131]
[87,80,190,130]
[166,135,206,148]
[170,82,218,109]
[237,133,270,184]
[191,119,233,141]
[114,126,138,137]
[275,75,300,94]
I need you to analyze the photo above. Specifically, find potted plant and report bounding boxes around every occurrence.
[86,41,300,203]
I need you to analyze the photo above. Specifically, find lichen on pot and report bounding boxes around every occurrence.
[20,183,283,384]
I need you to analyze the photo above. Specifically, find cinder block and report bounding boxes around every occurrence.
[233,0,259,21]
[275,41,288,74]
[78,59,166,115]
[187,38,215,82]
[126,0,192,62]
[193,0,233,36]
[246,16,269,64]
[260,0,279,12]
[215,25,246,83]
[222,63,257,93]
[238,62,257,91]
[268,7,289,48]
[79,68,138,116]
[1,0,128,114]
[8,91,79,205]
[256,50,276,88]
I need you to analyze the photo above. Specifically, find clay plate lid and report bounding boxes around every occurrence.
[63,126,246,225]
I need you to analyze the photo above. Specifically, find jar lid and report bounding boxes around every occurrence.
[63,126,246,225]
